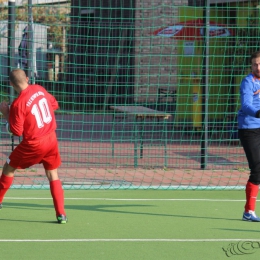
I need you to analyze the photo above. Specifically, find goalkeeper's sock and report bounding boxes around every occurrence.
[50,179,66,217]
[245,181,259,212]
[0,174,13,203]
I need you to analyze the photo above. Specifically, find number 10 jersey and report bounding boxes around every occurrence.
[9,84,59,141]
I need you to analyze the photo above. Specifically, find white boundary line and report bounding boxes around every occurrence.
[0,239,258,242]
[5,197,246,201]
[10,185,247,190]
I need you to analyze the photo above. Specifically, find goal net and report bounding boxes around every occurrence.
[0,0,254,190]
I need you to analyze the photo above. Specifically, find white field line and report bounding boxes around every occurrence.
[0,239,258,242]
[5,197,246,201]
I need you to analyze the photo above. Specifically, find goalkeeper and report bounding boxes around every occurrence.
[0,69,67,224]
[239,51,260,222]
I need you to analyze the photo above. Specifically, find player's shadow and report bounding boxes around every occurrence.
[0,201,238,222]
[215,228,260,233]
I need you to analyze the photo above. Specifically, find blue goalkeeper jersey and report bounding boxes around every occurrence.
[238,73,260,129]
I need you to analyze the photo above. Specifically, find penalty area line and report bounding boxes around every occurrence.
[4,197,246,202]
[0,239,258,242]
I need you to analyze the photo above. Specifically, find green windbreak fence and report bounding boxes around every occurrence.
[0,0,257,189]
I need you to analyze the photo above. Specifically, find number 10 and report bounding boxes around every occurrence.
[31,97,52,128]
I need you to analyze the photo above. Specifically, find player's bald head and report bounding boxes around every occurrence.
[9,69,28,88]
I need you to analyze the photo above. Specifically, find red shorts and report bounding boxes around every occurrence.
[8,131,61,170]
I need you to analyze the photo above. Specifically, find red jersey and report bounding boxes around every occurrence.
[9,84,59,141]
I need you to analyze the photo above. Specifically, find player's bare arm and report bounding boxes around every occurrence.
[0,101,10,121]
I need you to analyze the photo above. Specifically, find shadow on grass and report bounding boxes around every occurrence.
[0,201,239,222]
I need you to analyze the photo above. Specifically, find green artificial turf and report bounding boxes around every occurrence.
[0,189,259,260]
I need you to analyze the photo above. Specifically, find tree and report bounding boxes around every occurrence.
[0,3,70,49]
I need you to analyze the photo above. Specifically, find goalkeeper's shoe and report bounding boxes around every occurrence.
[242,211,260,222]
[57,214,68,224]
[0,203,2,210]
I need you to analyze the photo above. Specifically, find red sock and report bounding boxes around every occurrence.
[50,179,66,216]
[0,174,14,203]
[245,181,259,212]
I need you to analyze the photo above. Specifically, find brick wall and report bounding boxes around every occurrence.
[134,0,186,102]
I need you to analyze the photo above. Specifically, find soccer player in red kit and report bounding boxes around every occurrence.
[0,69,67,224]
